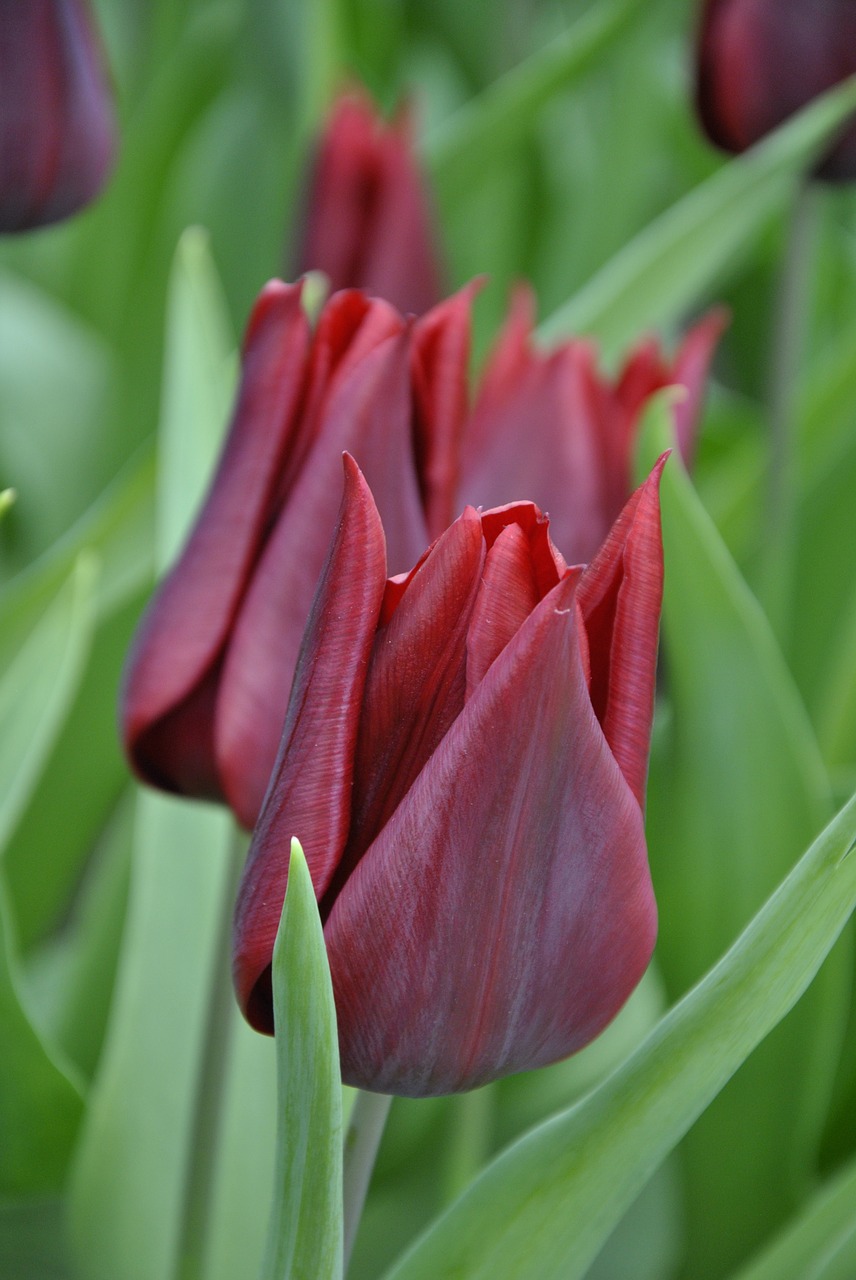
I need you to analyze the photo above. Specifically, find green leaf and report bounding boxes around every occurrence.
[731,1154,856,1280]
[0,488,14,519]
[382,792,856,1280]
[67,792,236,1280]
[156,226,236,568]
[640,401,845,1272]
[539,76,856,360]
[0,554,96,858]
[0,878,85,1196]
[425,0,642,199]
[260,839,343,1280]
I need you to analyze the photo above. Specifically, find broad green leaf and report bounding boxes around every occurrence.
[0,879,85,1196]
[156,226,235,567]
[0,488,14,519]
[539,77,856,360]
[0,1198,71,1279]
[260,840,343,1280]
[731,1154,856,1280]
[640,403,844,1273]
[383,791,856,1280]
[425,0,642,198]
[67,792,235,1280]
[0,555,96,857]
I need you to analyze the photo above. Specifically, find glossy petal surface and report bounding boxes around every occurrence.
[0,0,117,231]
[121,282,309,799]
[233,459,388,1032]
[325,572,656,1095]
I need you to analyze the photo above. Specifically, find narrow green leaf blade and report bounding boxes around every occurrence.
[261,839,343,1280]
[0,554,96,856]
[539,77,856,359]
[383,793,856,1280]
[425,0,641,197]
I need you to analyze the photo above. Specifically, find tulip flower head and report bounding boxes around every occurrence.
[293,88,444,315]
[121,280,473,829]
[696,0,856,180]
[459,285,725,564]
[233,454,666,1096]
[0,0,117,232]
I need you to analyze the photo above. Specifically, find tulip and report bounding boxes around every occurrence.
[233,453,665,1096]
[121,280,474,829]
[293,89,444,314]
[0,0,117,232]
[459,285,725,564]
[696,0,856,180]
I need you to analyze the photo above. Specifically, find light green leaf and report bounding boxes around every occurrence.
[539,76,856,360]
[0,488,14,519]
[156,226,235,568]
[383,792,856,1280]
[731,1154,856,1280]
[425,0,642,198]
[261,839,343,1280]
[0,554,96,857]
[640,401,844,1273]
[67,792,235,1280]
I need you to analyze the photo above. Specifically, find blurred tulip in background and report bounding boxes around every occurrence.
[0,0,117,232]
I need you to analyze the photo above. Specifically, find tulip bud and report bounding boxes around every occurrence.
[459,285,724,564]
[292,89,444,315]
[233,454,665,1096]
[121,281,474,829]
[696,0,856,180]
[0,0,117,232]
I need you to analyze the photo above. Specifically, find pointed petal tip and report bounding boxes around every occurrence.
[243,279,305,351]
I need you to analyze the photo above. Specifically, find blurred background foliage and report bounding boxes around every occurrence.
[3,1,856,1278]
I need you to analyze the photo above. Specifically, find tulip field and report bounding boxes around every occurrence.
[3,1,856,1278]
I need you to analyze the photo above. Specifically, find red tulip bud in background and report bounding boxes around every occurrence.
[233,454,665,1096]
[293,89,444,315]
[0,0,117,232]
[696,0,856,180]
[121,281,473,829]
[459,285,725,564]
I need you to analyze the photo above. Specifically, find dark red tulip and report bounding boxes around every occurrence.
[121,281,474,829]
[0,0,117,232]
[696,0,856,180]
[293,89,444,315]
[459,285,725,564]
[233,453,665,1096]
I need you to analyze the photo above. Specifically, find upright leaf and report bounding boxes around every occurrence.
[260,840,343,1280]
[382,793,856,1280]
[539,78,856,360]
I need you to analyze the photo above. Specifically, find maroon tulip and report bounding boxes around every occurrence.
[233,453,665,1096]
[0,0,117,232]
[121,280,474,829]
[459,285,725,564]
[293,88,444,315]
[696,0,856,180]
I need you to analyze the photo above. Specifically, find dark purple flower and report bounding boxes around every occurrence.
[233,454,666,1096]
[121,281,474,828]
[696,0,856,180]
[0,0,117,232]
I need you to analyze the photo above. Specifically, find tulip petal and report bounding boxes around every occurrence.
[217,328,429,826]
[325,571,656,1095]
[121,281,309,799]
[577,457,667,809]
[0,0,117,232]
[327,509,485,908]
[232,457,387,1033]
[465,524,540,697]
[670,308,729,465]
[411,284,479,537]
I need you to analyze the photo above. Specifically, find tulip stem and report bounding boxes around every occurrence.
[342,1090,393,1272]
[762,178,819,635]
